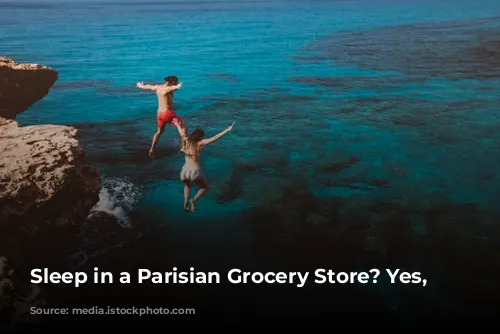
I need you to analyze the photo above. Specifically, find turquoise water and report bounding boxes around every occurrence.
[3,0,500,317]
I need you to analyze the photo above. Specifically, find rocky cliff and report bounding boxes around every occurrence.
[0,57,100,327]
[0,119,100,231]
[0,57,100,241]
[0,57,58,120]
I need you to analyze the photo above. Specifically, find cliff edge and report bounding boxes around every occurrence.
[0,119,100,231]
[0,57,100,235]
[0,57,58,120]
[0,57,100,327]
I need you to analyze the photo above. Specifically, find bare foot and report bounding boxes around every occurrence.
[184,202,190,212]
[149,149,154,157]
[189,199,196,212]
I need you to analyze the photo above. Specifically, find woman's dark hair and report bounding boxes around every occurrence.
[188,129,205,143]
[181,128,205,154]
[164,75,179,85]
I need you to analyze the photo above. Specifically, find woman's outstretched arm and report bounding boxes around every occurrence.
[200,121,235,146]
[172,118,188,138]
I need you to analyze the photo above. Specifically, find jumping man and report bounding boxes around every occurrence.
[136,75,185,157]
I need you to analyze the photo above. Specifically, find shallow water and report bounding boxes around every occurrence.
[3,0,500,319]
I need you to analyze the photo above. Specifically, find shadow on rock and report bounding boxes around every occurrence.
[0,257,47,330]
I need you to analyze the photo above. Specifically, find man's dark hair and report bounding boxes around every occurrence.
[164,76,179,85]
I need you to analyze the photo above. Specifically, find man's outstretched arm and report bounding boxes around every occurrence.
[164,82,183,93]
[136,81,157,91]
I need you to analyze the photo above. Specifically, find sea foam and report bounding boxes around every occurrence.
[88,177,141,228]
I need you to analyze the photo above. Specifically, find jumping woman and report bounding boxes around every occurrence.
[172,118,236,212]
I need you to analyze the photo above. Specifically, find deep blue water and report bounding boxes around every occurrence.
[3,0,500,318]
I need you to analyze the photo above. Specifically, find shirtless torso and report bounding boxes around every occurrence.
[154,84,183,129]
[135,78,183,156]
[156,85,174,112]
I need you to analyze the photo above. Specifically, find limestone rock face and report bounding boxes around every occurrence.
[0,57,102,328]
[0,57,58,120]
[0,57,101,284]
[0,56,100,234]
[0,118,100,230]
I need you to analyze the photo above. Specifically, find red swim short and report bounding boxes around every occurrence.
[157,110,183,128]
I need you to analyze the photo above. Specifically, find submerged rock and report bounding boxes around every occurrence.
[241,180,500,320]
[299,16,500,79]
[337,193,375,222]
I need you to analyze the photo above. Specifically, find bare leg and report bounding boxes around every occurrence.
[183,182,191,212]
[189,189,207,212]
[189,176,209,212]
[149,126,165,157]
